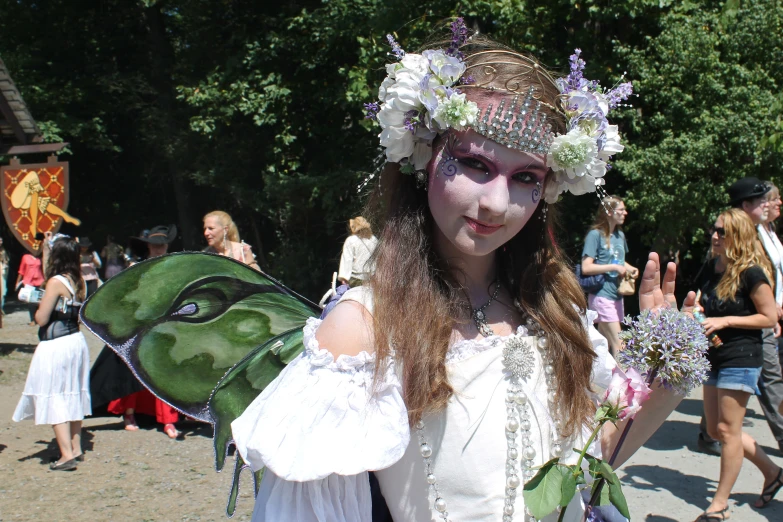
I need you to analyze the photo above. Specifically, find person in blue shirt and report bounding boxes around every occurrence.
[581,196,639,356]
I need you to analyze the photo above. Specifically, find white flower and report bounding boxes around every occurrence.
[378,77,395,103]
[385,74,424,112]
[546,129,601,177]
[379,125,414,163]
[400,53,430,75]
[597,124,624,162]
[422,49,466,85]
[411,140,433,170]
[432,92,479,131]
[376,105,405,127]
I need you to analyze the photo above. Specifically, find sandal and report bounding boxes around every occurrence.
[693,506,728,521]
[124,413,139,431]
[163,423,181,439]
[756,467,783,508]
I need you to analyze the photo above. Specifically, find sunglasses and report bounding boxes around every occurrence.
[709,226,726,238]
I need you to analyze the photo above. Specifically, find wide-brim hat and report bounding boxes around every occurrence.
[77,237,92,248]
[133,224,177,245]
[728,177,770,205]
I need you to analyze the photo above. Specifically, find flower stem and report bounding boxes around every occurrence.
[582,368,659,521]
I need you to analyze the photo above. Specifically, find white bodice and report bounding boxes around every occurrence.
[232,287,617,522]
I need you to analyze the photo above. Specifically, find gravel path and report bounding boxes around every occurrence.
[2,305,783,521]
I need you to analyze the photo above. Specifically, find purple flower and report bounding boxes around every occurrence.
[459,74,475,85]
[387,34,405,60]
[618,308,710,395]
[566,48,588,91]
[404,109,422,133]
[446,17,469,59]
[363,102,380,120]
[607,82,634,109]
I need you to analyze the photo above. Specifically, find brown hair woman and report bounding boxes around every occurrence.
[337,216,379,286]
[230,23,695,520]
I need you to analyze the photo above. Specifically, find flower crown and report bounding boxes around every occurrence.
[365,19,633,203]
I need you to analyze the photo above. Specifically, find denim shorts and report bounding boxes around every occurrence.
[704,367,761,394]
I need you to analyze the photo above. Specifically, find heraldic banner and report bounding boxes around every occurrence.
[1,156,80,254]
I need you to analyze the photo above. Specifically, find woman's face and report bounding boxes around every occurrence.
[427,130,547,259]
[767,191,781,223]
[711,216,726,257]
[203,216,225,248]
[610,202,627,227]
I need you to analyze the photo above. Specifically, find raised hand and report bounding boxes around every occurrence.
[638,252,696,314]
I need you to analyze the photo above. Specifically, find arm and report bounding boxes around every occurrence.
[34,277,66,326]
[623,261,639,278]
[16,256,27,289]
[337,238,354,285]
[601,253,696,466]
[92,251,102,269]
[315,299,375,358]
[582,256,627,277]
[241,242,261,271]
[701,281,778,335]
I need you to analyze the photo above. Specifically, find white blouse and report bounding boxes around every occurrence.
[231,287,618,522]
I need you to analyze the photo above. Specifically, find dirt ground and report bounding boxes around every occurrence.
[0,303,255,522]
[2,302,783,521]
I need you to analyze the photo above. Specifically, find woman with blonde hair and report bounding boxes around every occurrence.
[581,196,639,356]
[696,208,782,519]
[337,216,378,286]
[203,210,260,270]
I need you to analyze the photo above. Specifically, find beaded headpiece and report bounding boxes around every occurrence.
[472,87,554,154]
[364,19,633,203]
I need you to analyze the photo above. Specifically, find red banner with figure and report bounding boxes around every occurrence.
[1,156,80,254]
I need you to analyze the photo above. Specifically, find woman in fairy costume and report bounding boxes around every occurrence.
[230,23,697,522]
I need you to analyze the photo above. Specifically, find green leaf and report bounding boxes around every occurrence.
[560,469,578,510]
[523,459,565,519]
[591,480,611,506]
[600,461,617,485]
[608,477,631,519]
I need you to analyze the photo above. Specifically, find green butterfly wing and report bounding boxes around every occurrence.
[80,252,320,514]
[210,327,306,515]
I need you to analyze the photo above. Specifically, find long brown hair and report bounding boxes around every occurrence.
[365,31,596,438]
[715,208,773,301]
[46,237,86,301]
[590,195,624,248]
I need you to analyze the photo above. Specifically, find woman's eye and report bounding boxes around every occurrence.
[459,157,488,172]
[512,172,537,184]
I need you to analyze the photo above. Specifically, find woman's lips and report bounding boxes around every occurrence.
[465,217,502,235]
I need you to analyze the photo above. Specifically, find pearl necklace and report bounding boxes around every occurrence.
[416,300,564,522]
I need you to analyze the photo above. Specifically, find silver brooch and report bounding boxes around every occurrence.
[502,335,534,380]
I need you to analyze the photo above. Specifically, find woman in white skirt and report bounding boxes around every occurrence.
[13,235,91,471]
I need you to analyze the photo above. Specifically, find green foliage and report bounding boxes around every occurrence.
[1,0,781,299]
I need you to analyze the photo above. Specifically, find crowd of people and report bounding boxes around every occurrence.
[4,19,783,521]
[8,210,260,470]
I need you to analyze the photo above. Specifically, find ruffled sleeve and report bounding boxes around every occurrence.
[231,317,410,481]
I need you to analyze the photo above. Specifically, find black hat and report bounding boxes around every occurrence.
[728,177,770,206]
[133,225,177,245]
[77,237,92,248]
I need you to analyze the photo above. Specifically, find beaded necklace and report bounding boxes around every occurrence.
[416,296,564,522]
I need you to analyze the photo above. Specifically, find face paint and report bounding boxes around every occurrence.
[438,135,462,178]
[426,129,548,258]
[532,182,542,204]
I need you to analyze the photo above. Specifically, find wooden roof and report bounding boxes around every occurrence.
[0,56,41,146]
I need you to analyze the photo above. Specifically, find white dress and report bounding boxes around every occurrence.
[12,276,92,425]
[232,287,617,521]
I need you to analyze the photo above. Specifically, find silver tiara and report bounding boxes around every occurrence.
[471,86,555,154]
